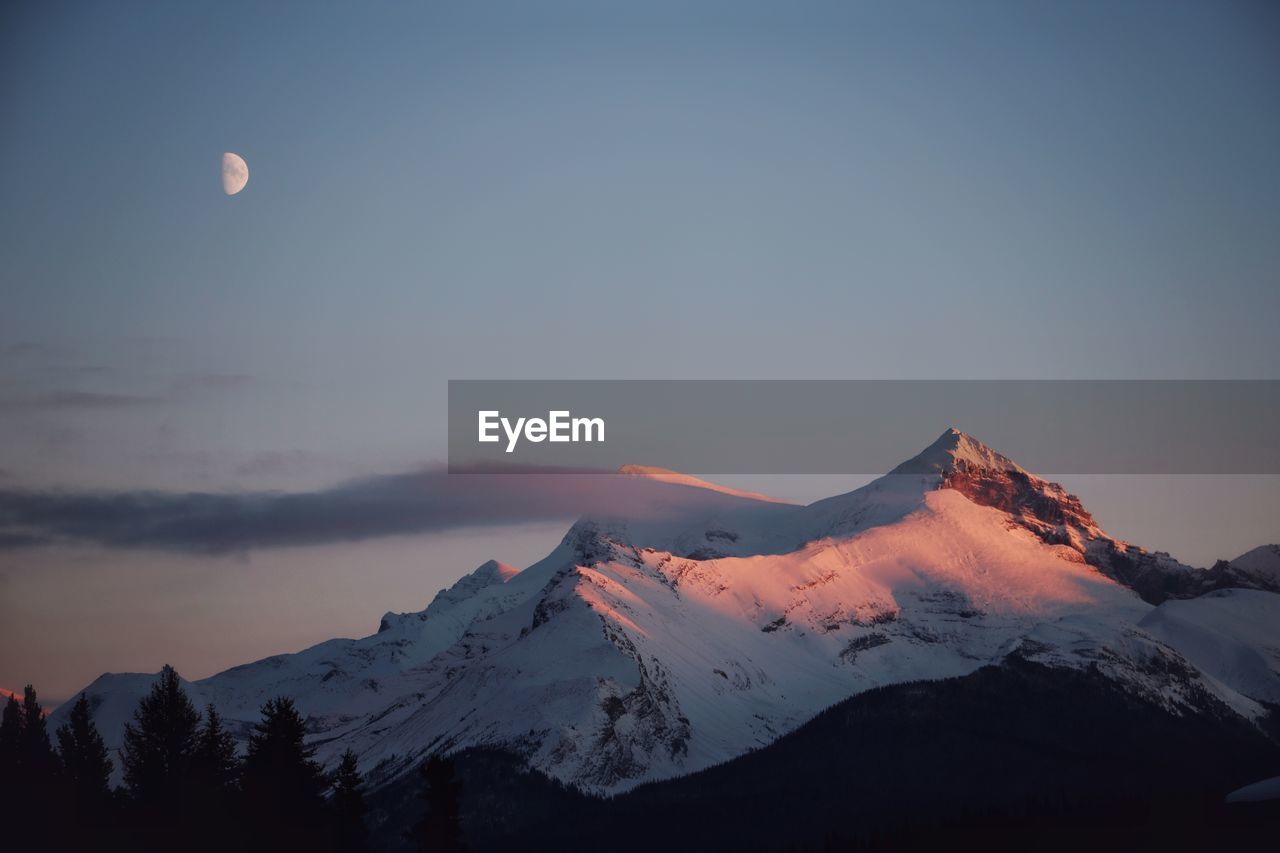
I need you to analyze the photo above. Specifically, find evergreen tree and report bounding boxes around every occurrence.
[0,695,18,831]
[56,692,115,843]
[330,749,369,853]
[241,697,328,851]
[120,664,201,806]
[192,704,239,794]
[56,692,114,802]
[1,687,62,847]
[17,685,58,778]
[0,694,21,778]
[407,755,467,853]
[184,703,242,853]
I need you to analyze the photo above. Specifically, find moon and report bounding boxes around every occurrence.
[221,152,249,196]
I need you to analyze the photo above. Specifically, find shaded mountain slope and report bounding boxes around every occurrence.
[370,657,1280,852]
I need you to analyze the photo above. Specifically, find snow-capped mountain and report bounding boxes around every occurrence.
[1227,544,1280,586]
[54,429,1280,796]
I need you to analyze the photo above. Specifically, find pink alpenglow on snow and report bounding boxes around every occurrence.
[49,430,1280,796]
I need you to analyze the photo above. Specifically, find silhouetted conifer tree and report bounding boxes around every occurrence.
[57,692,113,801]
[117,664,207,853]
[0,695,19,833]
[1,687,61,846]
[185,703,242,851]
[18,686,58,778]
[330,749,369,853]
[0,694,21,777]
[407,755,467,853]
[56,692,115,842]
[121,664,201,806]
[242,696,328,851]
[193,704,239,794]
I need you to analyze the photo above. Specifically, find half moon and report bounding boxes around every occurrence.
[222,152,249,196]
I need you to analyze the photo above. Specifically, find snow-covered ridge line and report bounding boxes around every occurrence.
[617,465,789,504]
[52,428,1280,795]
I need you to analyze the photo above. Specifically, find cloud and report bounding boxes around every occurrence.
[0,342,51,359]
[0,466,763,555]
[0,373,251,413]
[0,390,162,411]
[0,531,49,548]
[0,341,104,375]
[168,373,252,393]
[233,450,322,479]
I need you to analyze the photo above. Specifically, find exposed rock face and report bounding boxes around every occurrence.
[933,453,1280,604]
[889,428,1279,605]
[943,466,1097,534]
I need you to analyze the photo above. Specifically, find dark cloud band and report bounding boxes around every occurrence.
[0,466,756,554]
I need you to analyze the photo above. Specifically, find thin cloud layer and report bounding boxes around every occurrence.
[0,466,767,554]
[0,390,163,411]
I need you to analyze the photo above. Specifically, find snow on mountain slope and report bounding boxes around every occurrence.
[891,427,1027,475]
[336,484,1270,793]
[60,558,526,776]
[62,672,216,763]
[54,474,804,781]
[1227,774,1280,803]
[1230,545,1280,585]
[617,465,787,504]
[875,430,1248,605]
[377,559,519,638]
[1139,588,1280,704]
[51,429,1280,795]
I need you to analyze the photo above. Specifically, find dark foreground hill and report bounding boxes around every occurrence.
[370,657,1280,852]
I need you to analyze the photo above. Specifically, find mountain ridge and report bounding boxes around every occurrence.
[51,429,1280,798]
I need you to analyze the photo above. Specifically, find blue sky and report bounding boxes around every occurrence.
[2,1,1278,697]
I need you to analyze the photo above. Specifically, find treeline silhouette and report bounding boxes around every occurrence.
[0,666,466,852]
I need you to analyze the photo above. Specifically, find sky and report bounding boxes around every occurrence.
[2,0,1278,700]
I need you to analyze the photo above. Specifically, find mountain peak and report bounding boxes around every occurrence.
[889,428,1025,476]
[1230,545,1280,584]
[472,558,520,583]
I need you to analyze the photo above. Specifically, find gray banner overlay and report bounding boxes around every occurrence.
[448,380,1280,475]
